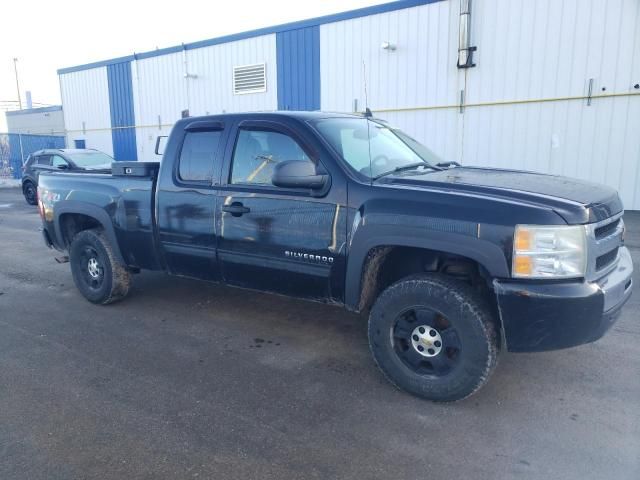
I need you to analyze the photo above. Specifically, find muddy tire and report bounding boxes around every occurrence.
[368,273,498,402]
[69,229,130,305]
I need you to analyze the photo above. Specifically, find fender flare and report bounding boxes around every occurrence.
[21,175,36,188]
[53,201,127,265]
[344,222,510,311]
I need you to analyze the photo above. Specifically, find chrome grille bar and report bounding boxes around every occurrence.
[585,212,625,281]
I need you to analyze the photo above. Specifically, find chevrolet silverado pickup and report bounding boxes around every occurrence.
[37,112,633,402]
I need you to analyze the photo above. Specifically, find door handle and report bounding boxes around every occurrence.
[222,202,250,216]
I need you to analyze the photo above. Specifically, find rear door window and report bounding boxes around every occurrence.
[35,155,51,166]
[178,131,223,183]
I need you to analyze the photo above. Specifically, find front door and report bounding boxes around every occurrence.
[216,121,347,302]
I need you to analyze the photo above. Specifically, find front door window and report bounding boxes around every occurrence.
[230,129,310,186]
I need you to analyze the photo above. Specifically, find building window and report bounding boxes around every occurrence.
[233,63,267,95]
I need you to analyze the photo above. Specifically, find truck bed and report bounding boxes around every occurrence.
[38,167,162,270]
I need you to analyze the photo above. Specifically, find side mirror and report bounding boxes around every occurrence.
[56,163,69,170]
[155,136,168,156]
[272,160,329,190]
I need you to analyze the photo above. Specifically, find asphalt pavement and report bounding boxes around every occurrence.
[0,187,638,480]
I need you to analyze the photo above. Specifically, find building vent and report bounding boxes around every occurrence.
[233,63,267,94]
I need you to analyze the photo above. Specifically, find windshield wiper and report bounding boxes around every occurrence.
[372,162,441,181]
[436,161,461,168]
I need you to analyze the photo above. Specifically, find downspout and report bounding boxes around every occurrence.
[457,0,477,164]
[182,44,190,115]
[457,0,476,69]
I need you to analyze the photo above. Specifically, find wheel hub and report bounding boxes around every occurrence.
[410,325,443,357]
[87,258,101,278]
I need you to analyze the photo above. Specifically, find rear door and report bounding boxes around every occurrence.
[216,119,347,302]
[156,120,227,281]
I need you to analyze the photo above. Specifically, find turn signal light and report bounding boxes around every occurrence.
[513,256,532,276]
[514,228,531,251]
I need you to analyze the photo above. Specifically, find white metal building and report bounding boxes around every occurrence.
[57,0,640,208]
[5,106,65,135]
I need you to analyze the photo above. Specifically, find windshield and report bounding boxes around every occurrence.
[69,151,114,168]
[313,117,444,180]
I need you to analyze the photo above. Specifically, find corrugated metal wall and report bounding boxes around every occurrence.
[320,0,640,209]
[59,67,114,155]
[132,36,277,160]
[320,1,464,163]
[107,61,138,160]
[186,35,277,114]
[462,0,640,209]
[277,26,320,110]
[131,52,187,162]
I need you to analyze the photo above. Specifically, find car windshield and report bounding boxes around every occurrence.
[312,117,444,180]
[69,152,114,168]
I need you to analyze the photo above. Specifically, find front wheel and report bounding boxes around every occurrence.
[368,274,498,402]
[69,229,130,304]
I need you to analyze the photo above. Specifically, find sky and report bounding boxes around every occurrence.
[0,0,387,130]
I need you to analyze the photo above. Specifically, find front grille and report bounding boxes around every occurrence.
[596,247,619,271]
[585,214,624,280]
[595,218,620,240]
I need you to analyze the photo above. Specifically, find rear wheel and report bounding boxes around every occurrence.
[368,274,498,402]
[69,229,130,304]
[23,181,37,205]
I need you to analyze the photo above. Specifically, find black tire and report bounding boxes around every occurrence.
[368,274,498,402]
[69,229,130,305]
[23,181,37,205]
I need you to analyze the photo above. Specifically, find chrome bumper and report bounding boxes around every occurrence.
[598,246,633,313]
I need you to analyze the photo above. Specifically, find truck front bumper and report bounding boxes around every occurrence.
[494,246,633,352]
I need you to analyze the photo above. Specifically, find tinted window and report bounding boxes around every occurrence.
[230,129,309,185]
[69,152,113,167]
[51,155,68,168]
[36,155,51,165]
[313,118,443,179]
[178,131,222,183]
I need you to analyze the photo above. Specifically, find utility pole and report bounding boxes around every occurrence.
[13,58,22,110]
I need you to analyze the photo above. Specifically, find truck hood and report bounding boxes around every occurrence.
[382,166,623,223]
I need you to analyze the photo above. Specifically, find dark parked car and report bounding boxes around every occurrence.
[21,148,113,205]
[37,112,633,402]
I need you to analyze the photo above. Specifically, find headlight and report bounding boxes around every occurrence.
[512,225,586,279]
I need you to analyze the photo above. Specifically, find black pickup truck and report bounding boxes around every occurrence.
[37,112,633,402]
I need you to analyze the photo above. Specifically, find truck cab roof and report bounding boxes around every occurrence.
[29,148,103,157]
[177,110,383,125]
